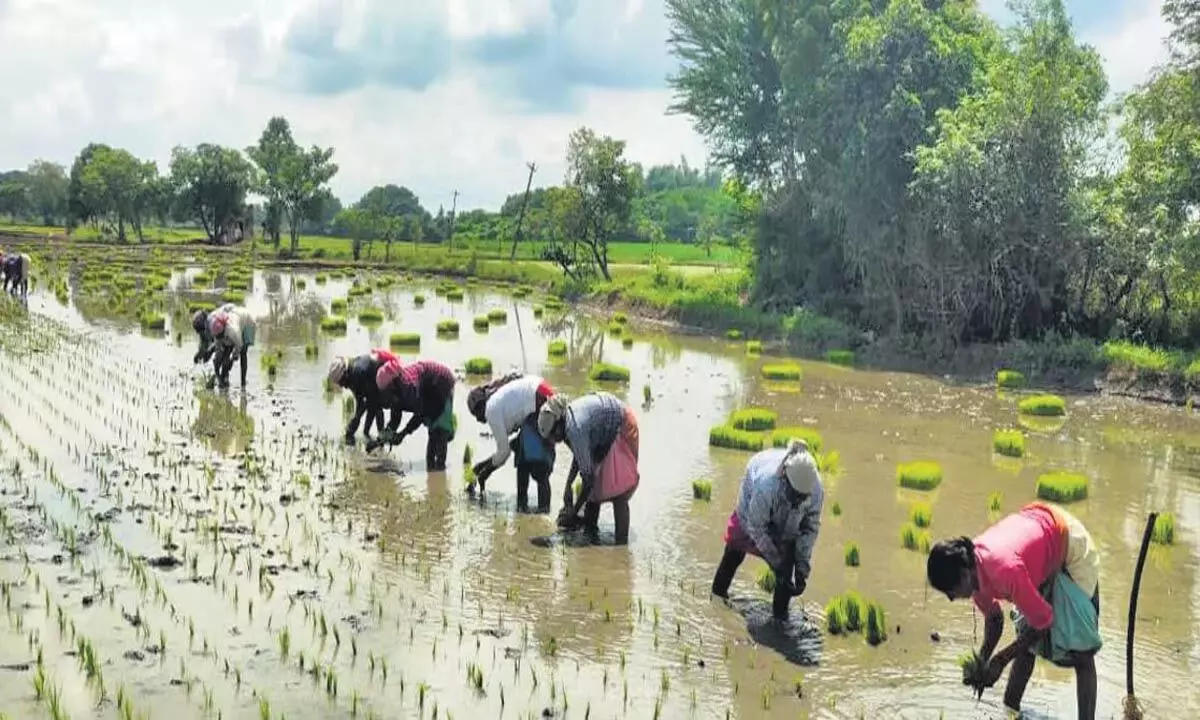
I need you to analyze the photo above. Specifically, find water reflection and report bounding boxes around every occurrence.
[190,390,254,456]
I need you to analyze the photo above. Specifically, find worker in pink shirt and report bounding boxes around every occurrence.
[927,501,1101,720]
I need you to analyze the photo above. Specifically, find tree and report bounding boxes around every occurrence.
[247,117,338,252]
[77,147,159,242]
[0,171,30,220]
[333,207,374,262]
[1164,0,1200,67]
[67,143,111,230]
[25,160,68,225]
[558,127,638,281]
[169,144,254,242]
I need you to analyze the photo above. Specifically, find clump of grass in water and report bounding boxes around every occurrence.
[606,320,624,336]
[436,319,459,335]
[315,274,328,284]
[730,407,777,431]
[446,287,465,301]
[331,298,348,314]
[691,479,712,501]
[305,342,319,359]
[900,523,931,553]
[755,566,775,593]
[831,501,842,516]
[532,304,544,317]
[770,426,822,452]
[896,461,943,490]
[959,649,985,689]
[260,351,282,377]
[996,369,1026,389]
[1018,394,1066,417]
[547,339,567,357]
[321,316,347,333]
[612,311,628,325]
[389,332,420,349]
[1151,513,1175,545]
[760,363,802,381]
[843,542,860,567]
[746,340,763,354]
[987,492,1002,512]
[708,425,766,452]
[621,332,634,348]
[487,308,508,323]
[643,383,652,404]
[825,349,854,367]
[864,601,886,645]
[909,501,932,528]
[358,307,385,324]
[222,290,246,304]
[464,357,493,375]
[725,329,742,340]
[473,315,490,331]
[139,312,166,331]
[588,363,630,383]
[992,429,1025,457]
[1035,470,1089,503]
[413,293,426,306]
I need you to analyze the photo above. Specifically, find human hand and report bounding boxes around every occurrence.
[981,654,1007,691]
[344,433,357,447]
[556,506,580,529]
[791,574,807,597]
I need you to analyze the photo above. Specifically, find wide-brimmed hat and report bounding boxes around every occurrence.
[327,357,349,386]
[780,439,820,494]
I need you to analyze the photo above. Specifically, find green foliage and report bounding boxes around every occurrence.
[436,319,459,335]
[843,542,860,568]
[831,501,842,517]
[330,298,348,314]
[729,407,777,431]
[725,329,742,340]
[320,316,347,332]
[900,523,931,553]
[1151,513,1176,545]
[996,370,1026,389]
[825,350,854,367]
[389,332,421,349]
[139,312,165,331]
[896,461,943,490]
[473,315,490,330]
[357,307,384,324]
[464,357,493,375]
[487,308,508,322]
[1018,394,1066,417]
[169,144,255,242]
[864,602,887,646]
[745,340,763,354]
[708,425,766,452]
[1102,341,1177,374]
[760,363,801,381]
[1035,471,1089,503]
[246,116,338,251]
[547,339,568,356]
[992,429,1025,458]
[413,293,426,305]
[755,566,775,593]
[588,363,630,382]
[691,479,712,501]
[909,502,933,529]
[770,426,823,453]
[987,492,1002,512]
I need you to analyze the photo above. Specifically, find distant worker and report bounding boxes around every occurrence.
[710,440,823,622]
[370,358,457,471]
[192,303,257,389]
[466,373,558,513]
[537,391,640,545]
[926,502,1101,719]
[3,252,30,297]
[326,349,399,445]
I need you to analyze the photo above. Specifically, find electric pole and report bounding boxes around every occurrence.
[509,162,537,261]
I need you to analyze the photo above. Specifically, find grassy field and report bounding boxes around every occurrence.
[0,222,741,267]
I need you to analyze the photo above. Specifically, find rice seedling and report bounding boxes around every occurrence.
[357,307,385,324]
[260,351,281,377]
[987,492,1002,512]
[532,304,544,317]
[1152,513,1175,545]
[320,316,347,333]
[222,290,246,304]
[304,341,319,359]
[388,332,421,349]
[691,479,712,501]
[612,311,629,324]
[331,298,348,314]
[436,319,459,335]
[770,426,823,451]
[755,566,775,593]
[746,340,763,354]
[621,333,634,348]
[544,296,565,310]
[760,363,802,381]
[864,601,887,645]
[708,425,766,451]
[959,649,985,689]
[831,501,842,516]
[996,369,1026,389]
[139,312,166,331]
[824,349,854,366]
[588,363,630,383]
[472,315,490,331]
[315,273,328,284]
[843,542,860,567]
[900,523,931,552]
[547,339,567,356]
[992,429,1025,457]
[445,287,464,300]
[487,308,508,322]
[1035,471,1089,503]
[414,293,426,305]
[730,407,778,431]
[909,501,933,528]
[1018,394,1066,417]
[643,383,652,404]
[725,329,742,340]
[896,461,943,490]
[464,357,493,375]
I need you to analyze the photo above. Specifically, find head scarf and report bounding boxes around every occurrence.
[327,357,349,386]
[375,358,403,391]
[537,393,571,440]
[209,311,228,337]
[779,439,820,495]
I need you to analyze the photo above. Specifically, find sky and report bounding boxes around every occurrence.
[0,0,1174,212]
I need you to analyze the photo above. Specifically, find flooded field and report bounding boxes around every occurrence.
[0,255,1197,718]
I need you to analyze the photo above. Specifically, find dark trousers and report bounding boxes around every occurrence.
[711,544,795,620]
[582,489,633,545]
[426,429,450,471]
[516,463,552,513]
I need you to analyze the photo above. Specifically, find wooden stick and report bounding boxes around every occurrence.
[1126,512,1157,697]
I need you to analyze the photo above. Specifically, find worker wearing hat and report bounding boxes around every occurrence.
[710,439,825,621]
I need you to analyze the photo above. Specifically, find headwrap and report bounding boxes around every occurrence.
[375,358,403,391]
[327,357,349,386]
[537,393,571,440]
[209,311,228,337]
[780,439,820,495]
[191,310,208,334]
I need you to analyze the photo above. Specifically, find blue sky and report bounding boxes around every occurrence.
[0,0,1172,211]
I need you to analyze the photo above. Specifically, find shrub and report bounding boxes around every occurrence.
[909,502,933,528]
[1102,340,1175,374]
[996,369,1026,389]
[825,350,854,367]
[473,315,490,330]
[708,425,766,452]
[761,363,802,381]
[896,461,943,490]
[588,363,630,383]
[843,542,860,567]
[1151,513,1175,545]
[864,602,887,646]
[487,308,508,322]
[1018,394,1066,417]
[746,340,763,354]
[414,293,426,306]
[725,329,743,340]
[357,307,385,323]
[320,316,347,332]
[389,332,421,349]
[755,566,775,593]
[992,429,1025,458]
[770,426,823,452]
[1035,471,1089,503]
[331,298,348,314]
[730,407,778,432]
[691,479,712,501]
[436,319,460,335]
[547,339,567,356]
[465,357,493,375]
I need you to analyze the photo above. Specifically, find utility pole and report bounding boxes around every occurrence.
[508,162,537,261]
[447,190,459,251]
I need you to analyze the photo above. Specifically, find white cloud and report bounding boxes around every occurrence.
[0,0,1175,212]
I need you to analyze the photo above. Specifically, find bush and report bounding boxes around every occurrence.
[996,369,1026,389]
[1035,471,1089,503]
[473,315,490,330]
[843,542,860,567]
[825,350,854,367]
[487,308,508,322]
[436,319,460,335]
[357,307,385,323]
[331,298,348,314]
[692,479,713,501]
[761,363,802,381]
[465,357,493,375]
[320,316,347,332]
[725,329,743,340]
[770,426,823,452]
[588,363,630,383]
[389,332,421,349]
[1018,394,1066,417]
[730,407,778,431]
[746,340,763,354]
[547,339,567,356]
[896,461,943,490]
[708,425,766,452]
[909,502,933,528]
[1151,513,1175,545]
[992,429,1025,458]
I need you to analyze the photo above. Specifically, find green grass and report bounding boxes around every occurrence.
[222,290,246,304]
[708,425,767,452]
[843,542,860,567]
[487,308,508,322]
[992,429,1025,458]
[320,316,347,333]
[588,363,630,383]
[389,332,421,349]
[996,369,1026,389]
[729,407,778,432]
[770,426,823,452]
[532,304,544,317]
[900,523,932,553]
[1102,340,1176,374]
[260,351,281,377]
[829,591,866,634]
[357,307,385,323]
[1151,513,1175,545]
[473,315,490,330]
[896,461,943,491]
[1018,394,1066,417]
[436,319,460,335]
[607,320,625,336]
[547,339,567,356]
[745,340,763,354]
[331,298,348,315]
[760,363,802,381]
[315,274,328,284]
[1035,471,1089,503]
[691,479,713,501]
[909,502,933,528]
[187,301,217,314]
[445,287,465,301]
[464,357,493,375]
[825,350,854,367]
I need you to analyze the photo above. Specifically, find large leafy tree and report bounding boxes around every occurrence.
[555,127,639,281]
[247,117,338,252]
[25,160,68,225]
[169,144,255,242]
[76,146,160,242]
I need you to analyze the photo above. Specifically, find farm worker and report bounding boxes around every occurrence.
[3,253,29,296]
[326,349,397,445]
[926,502,1101,720]
[191,303,257,389]
[537,391,639,545]
[370,358,457,471]
[466,373,558,513]
[709,439,824,622]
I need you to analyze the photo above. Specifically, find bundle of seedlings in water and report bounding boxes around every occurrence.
[436,319,459,335]
[900,523,931,553]
[843,542,860,567]
[547,339,567,357]
[473,315,490,331]
[992,429,1025,458]
[745,340,763,354]
[760,363,802,381]
[260,351,281,377]
[708,425,767,452]
[755,566,775,593]
[389,332,421,349]
[896,461,943,490]
[320,316,347,333]
[357,307,385,324]
[1035,470,1089,503]
[771,427,823,452]
[315,274,328,284]
[1018,394,1066,417]
[464,357,493,375]
[304,342,318,359]
[996,369,1026,389]
[643,383,652,405]
[909,501,933,528]
[588,363,630,383]
[691,479,712,501]
[607,321,624,336]
[413,293,426,305]
[139,312,166,331]
[987,492,1002,512]
[1151,513,1175,545]
[958,649,986,690]
[725,329,742,340]
[621,332,634,348]
[544,296,566,310]
[330,298,348,314]
[730,407,778,432]
[487,308,508,323]
[864,601,887,645]
[445,287,465,300]
[825,350,854,367]
[513,285,532,298]
[532,304,544,317]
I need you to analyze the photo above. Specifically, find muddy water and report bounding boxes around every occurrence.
[0,265,1196,719]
